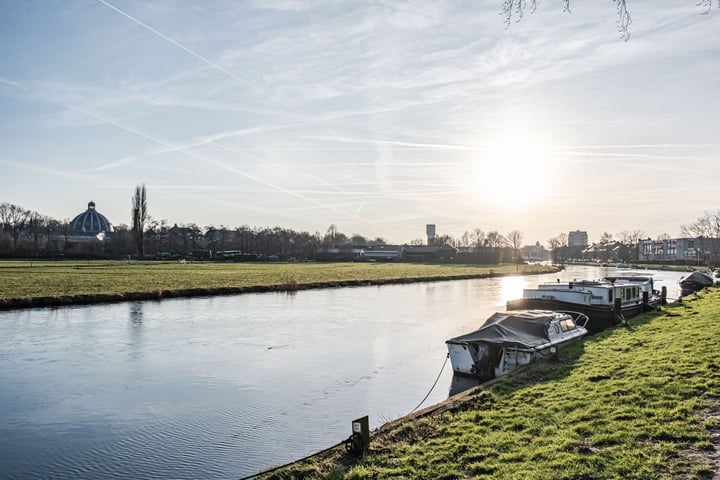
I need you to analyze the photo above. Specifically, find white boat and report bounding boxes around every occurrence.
[446,310,588,381]
[507,274,664,334]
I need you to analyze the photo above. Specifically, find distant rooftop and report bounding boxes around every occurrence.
[69,201,113,235]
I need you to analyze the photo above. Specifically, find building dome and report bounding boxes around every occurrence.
[70,201,113,235]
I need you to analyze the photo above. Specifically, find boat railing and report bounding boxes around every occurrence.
[556,310,590,329]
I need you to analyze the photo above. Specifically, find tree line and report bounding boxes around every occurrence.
[2,195,719,266]
[0,200,387,261]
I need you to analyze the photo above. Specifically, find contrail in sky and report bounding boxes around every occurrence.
[96,0,365,219]
[60,104,358,218]
[0,77,358,218]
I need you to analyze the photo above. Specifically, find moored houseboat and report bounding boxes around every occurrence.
[506,275,663,334]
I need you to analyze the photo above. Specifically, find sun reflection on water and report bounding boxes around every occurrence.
[498,276,528,305]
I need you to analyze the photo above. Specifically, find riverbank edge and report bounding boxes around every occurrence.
[0,268,560,311]
[253,289,720,479]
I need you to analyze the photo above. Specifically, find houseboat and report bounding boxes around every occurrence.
[506,275,663,334]
[446,310,588,381]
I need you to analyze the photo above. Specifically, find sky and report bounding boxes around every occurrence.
[1,1,719,246]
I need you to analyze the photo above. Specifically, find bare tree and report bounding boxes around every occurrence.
[473,228,486,249]
[682,212,714,266]
[0,202,32,252]
[28,213,49,253]
[502,1,715,41]
[557,232,569,263]
[617,229,645,246]
[709,210,720,266]
[507,230,524,271]
[132,184,147,258]
[485,231,505,249]
[324,224,338,248]
[547,236,561,264]
[485,231,505,263]
[615,229,645,263]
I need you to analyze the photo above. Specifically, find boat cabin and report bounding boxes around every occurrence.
[529,280,642,307]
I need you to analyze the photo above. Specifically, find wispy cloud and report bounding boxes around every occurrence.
[3,1,720,241]
[1,76,363,218]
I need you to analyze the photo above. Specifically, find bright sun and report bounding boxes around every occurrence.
[472,134,550,210]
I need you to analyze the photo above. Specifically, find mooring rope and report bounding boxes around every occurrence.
[239,352,451,479]
[408,352,450,415]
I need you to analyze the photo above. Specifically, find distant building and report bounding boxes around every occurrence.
[363,245,402,261]
[522,241,549,262]
[403,244,457,262]
[63,200,114,254]
[568,230,588,248]
[69,201,113,236]
[637,237,715,264]
[426,224,436,245]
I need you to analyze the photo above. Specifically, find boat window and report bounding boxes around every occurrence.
[560,319,576,332]
[608,290,613,302]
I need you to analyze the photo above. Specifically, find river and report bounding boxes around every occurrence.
[0,266,686,479]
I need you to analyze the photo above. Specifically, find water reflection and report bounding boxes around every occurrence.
[498,275,526,305]
[127,302,144,361]
[129,302,143,325]
[449,375,484,396]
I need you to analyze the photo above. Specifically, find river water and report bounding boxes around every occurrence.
[0,266,686,479]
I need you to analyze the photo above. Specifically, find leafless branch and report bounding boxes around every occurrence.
[697,0,720,15]
[502,1,716,41]
[501,0,538,28]
[615,0,632,41]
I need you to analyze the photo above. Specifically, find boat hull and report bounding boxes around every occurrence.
[506,298,661,334]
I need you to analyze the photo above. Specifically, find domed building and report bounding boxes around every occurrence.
[69,201,113,236]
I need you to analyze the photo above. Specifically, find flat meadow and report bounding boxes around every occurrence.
[0,260,554,305]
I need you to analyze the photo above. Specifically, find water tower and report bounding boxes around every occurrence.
[426,224,436,245]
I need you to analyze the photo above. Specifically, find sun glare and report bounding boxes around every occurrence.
[471,134,550,210]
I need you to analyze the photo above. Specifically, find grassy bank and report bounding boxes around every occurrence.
[0,260,557,309]
[267,288,720,479]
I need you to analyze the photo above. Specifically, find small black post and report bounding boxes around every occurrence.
[661,286,667,305]
[349,416,370,456]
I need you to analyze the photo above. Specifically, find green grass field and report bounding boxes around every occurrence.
[0,260,554,301]
[270,288,720,479]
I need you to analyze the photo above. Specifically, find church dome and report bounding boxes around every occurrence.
[70,201,113,235]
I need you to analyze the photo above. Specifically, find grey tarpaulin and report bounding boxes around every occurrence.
[446,311,558,349]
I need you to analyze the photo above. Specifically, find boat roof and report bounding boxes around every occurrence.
[679,271,714,286]
[447,310,566,349]
[604,274,653,282]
